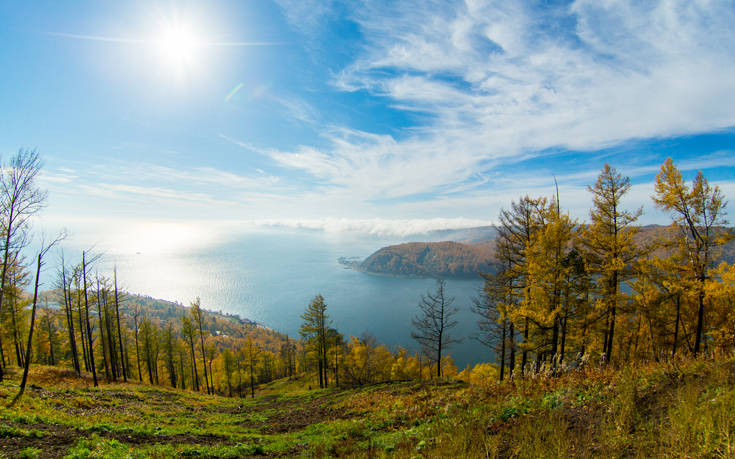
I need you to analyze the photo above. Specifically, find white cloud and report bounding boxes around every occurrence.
[249,217,493,237]
[95,183,225,204]
[40,2,735,229]
[39,170,77,184]
[272,0,735,206]
[274,0,336,38]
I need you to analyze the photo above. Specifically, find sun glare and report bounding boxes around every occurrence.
[154,20,203,78]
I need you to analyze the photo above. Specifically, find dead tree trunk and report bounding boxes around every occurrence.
[114,268,127,381]
[82,252,98,387]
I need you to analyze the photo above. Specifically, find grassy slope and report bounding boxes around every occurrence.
[1,358,734,458]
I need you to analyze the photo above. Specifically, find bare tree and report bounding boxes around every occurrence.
[43,300,56,366]
[411,279,462,378]
[243,337,261,398]
[473,270,511,381]
[96,275,111,381]
[12,232,65,404]
[113,267,127,381]
[59,252,80,373]
[134,303,144,381]
[181,315,199,391]
[0,149,47,381]
[81,251,102,387]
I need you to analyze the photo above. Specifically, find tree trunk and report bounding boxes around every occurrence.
[61,264,80,373]
[82,252,98,387]
[560,311,568,365]
[96,282,111,382]
[134,315,142,381]
[237,359,242,397]
[197,321,211,395]
[77,293,89,372]
[12,253,42,403]
[521,318,529,376]
[499,318,506,382]
[114,269,127,381]
[551,318,559,368]
[103,293,118,381]
[189,340,199,392]
[694,278,705,357]
[509,322,516,377]
[179,350,187,390]
[249,353,256,398]
[605,276,617,365]
[317,358,323,388]
[46,310,55,365]
[208,358,214,393]
[0,206,15,382]
[0,334,5,368]
[11,295,24,367]
[334,342,339,387]
[672,294,681,359]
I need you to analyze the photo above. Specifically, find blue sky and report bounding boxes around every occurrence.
[1,0,734,242]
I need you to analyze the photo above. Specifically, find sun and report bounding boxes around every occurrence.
[154,20,204,78]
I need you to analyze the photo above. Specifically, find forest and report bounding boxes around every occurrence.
[1,151,735,395]
[0,150,734,457]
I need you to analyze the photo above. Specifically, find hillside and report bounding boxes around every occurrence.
[40,291,291,354]
[1,358,733,457]
[358,241,497,278]
[352,225,735,278]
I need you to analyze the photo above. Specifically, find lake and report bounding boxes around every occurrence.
[65,227,490,369]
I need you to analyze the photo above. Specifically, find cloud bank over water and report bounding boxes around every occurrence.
[39,216,495,256]
[249,217,493,237]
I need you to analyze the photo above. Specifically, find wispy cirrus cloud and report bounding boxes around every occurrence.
[43,159,293,219]
[37,1,735,230]
[270,0,735,209]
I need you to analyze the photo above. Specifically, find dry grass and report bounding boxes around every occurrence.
[0,358,733,457]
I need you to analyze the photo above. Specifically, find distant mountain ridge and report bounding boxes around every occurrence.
[347,225,735,278]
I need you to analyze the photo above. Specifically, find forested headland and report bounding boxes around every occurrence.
[1,150,735,457]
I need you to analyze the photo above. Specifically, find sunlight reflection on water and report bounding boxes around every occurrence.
[52,225,488,368]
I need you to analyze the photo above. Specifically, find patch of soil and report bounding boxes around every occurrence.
[0,423,78,459]
[233,391,355,434]
[0,423,232,458]
[259,403,353,434]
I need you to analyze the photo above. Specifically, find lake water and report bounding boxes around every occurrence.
[82,228,490,369]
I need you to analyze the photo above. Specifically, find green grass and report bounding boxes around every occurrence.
[1,359,734,457]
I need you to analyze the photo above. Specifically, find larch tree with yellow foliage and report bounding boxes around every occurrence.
[496,195,548,375]
[706,262,735,353]
[524,197,576,371]
[300,294,330,388]
[580,164,642,364]
[653,158,732,356]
